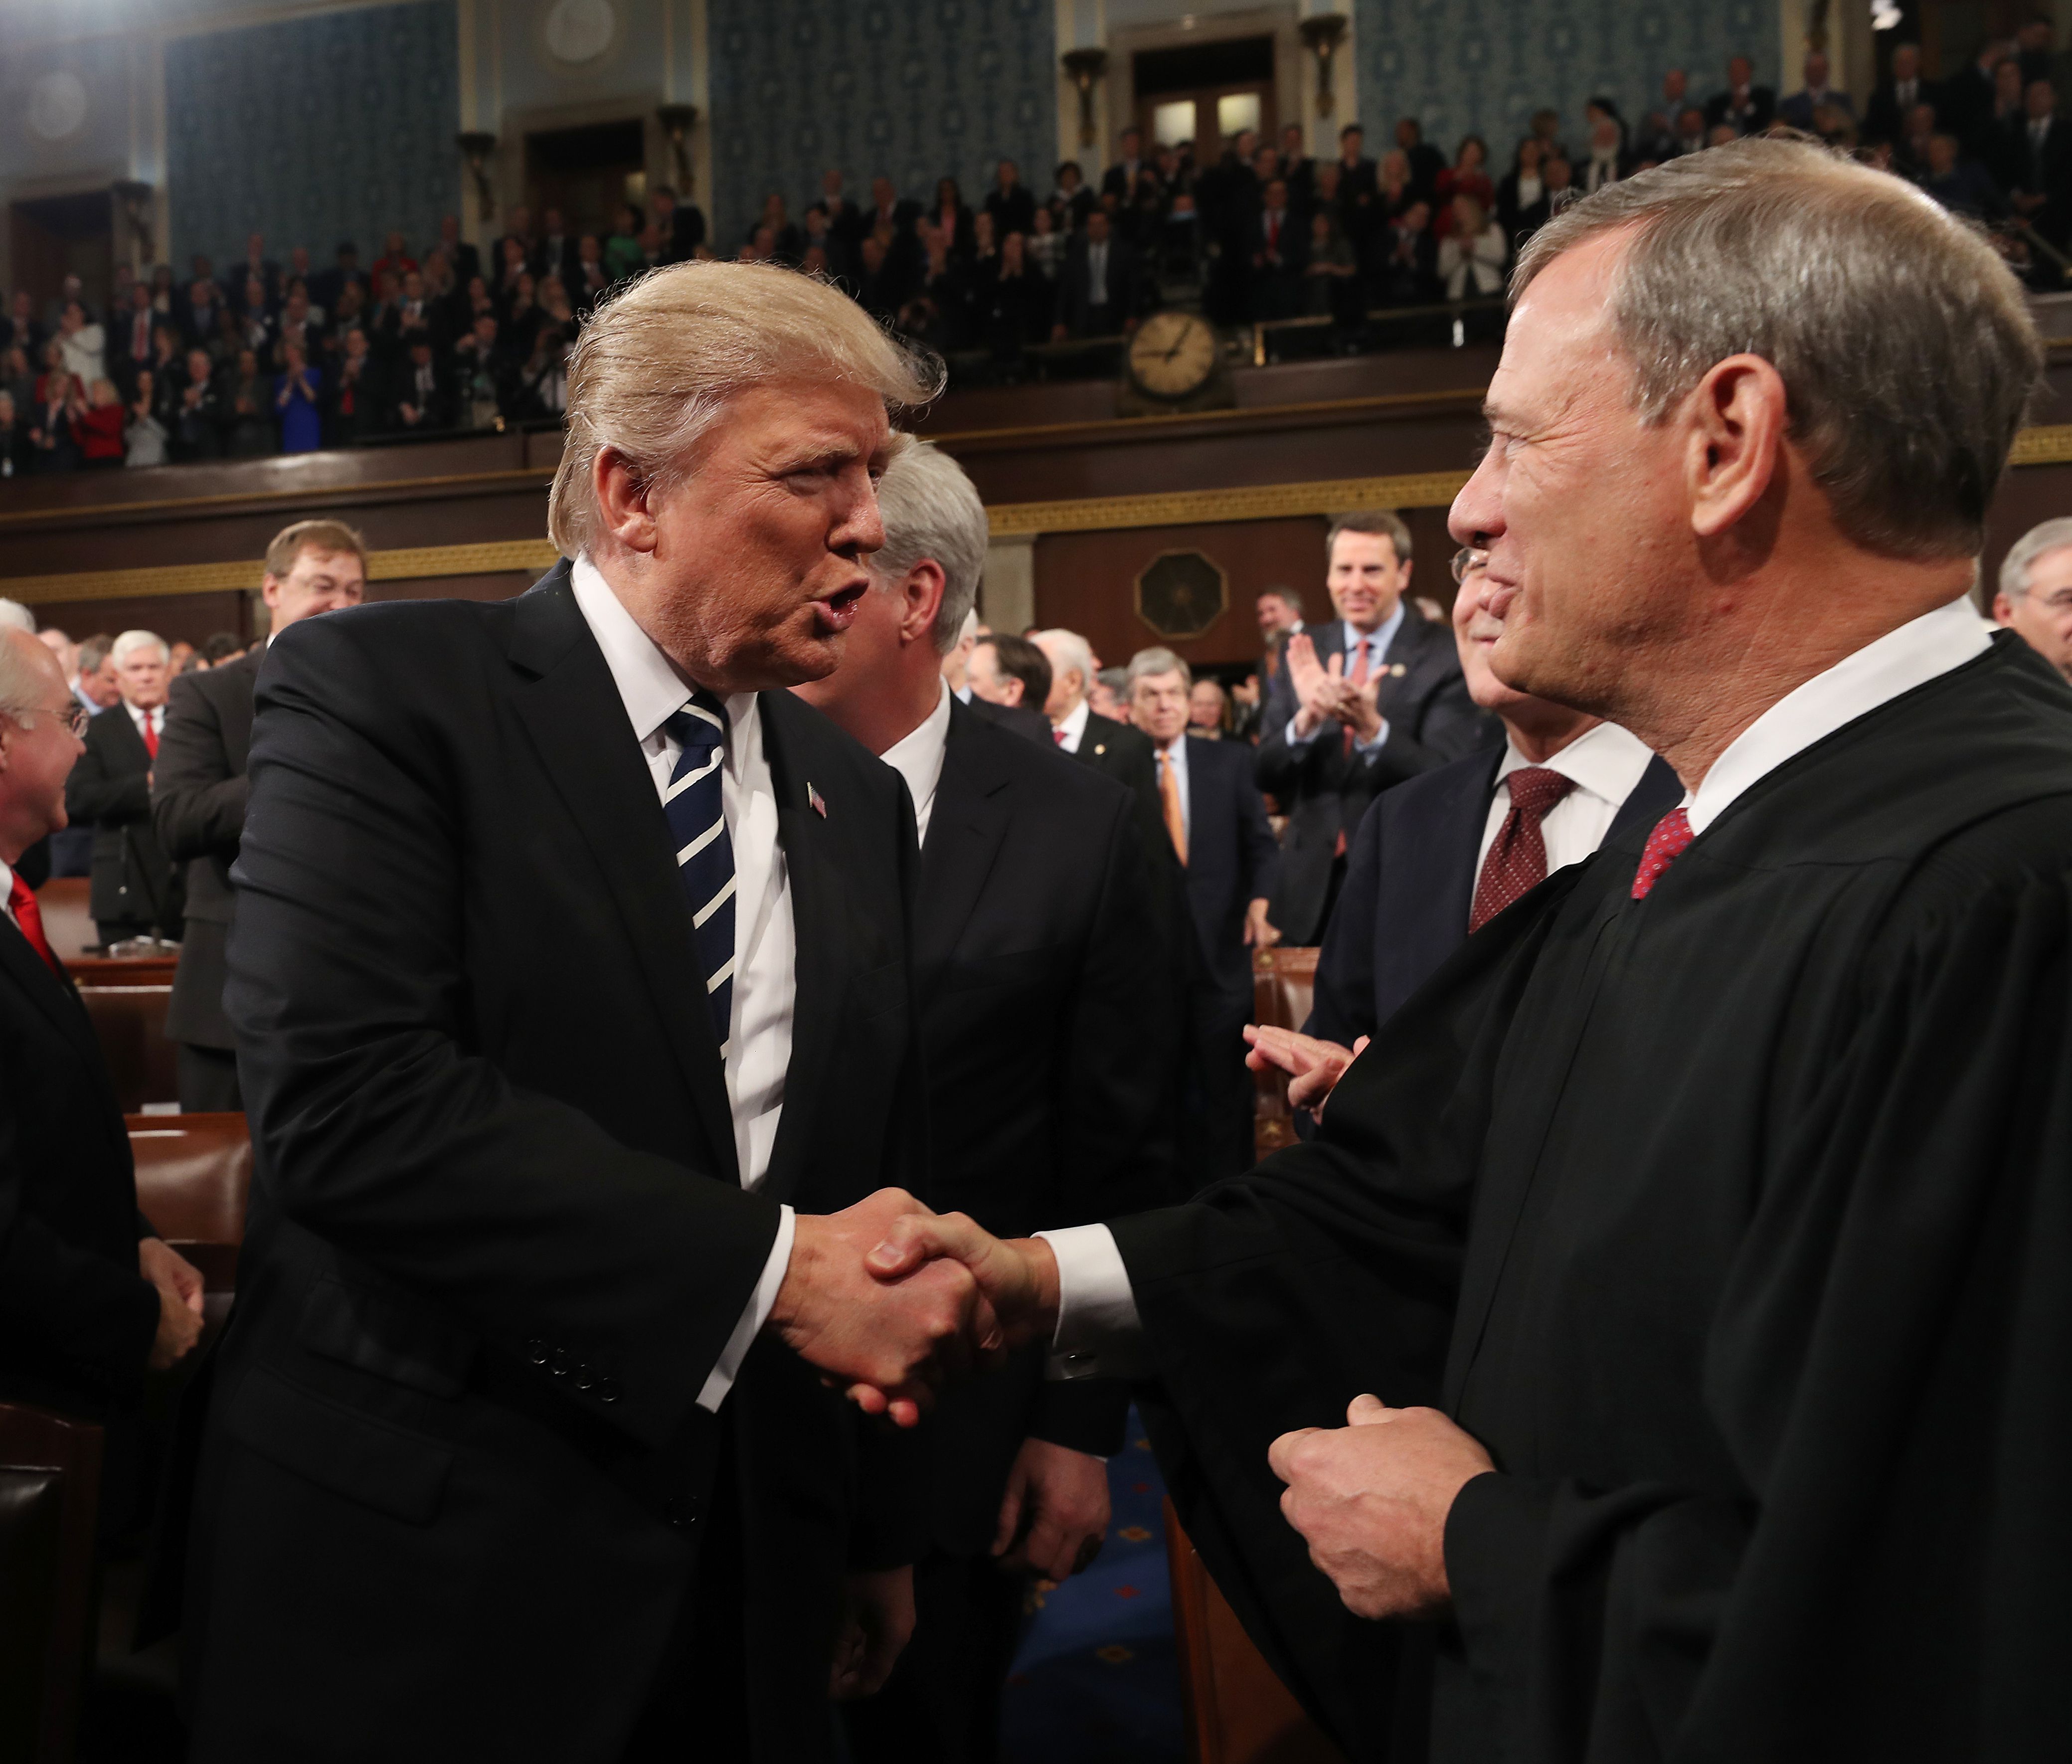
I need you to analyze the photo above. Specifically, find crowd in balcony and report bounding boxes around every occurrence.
[0,33,2068,479]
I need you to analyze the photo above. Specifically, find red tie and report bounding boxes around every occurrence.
[1469,767,1575,932]
[1053,727,1067,747]
[141,709,159,759]
[7,875,62,976]
[1630,807,1695,900]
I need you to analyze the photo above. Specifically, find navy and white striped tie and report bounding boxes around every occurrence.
[662,692,736,1055]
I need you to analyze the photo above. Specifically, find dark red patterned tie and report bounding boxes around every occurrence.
[1469,767,1574,932]
[1630,807,1695,900]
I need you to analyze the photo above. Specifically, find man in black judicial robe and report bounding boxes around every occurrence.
[867,141,2072,1762]
[793,439,1185,1762]
[181,269,990,1764]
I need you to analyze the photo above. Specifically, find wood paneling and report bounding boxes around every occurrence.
[1034,505,1459,668]
[365,570,538,604]
[24,590,251,648]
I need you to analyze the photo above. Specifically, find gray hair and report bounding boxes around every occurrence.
[0,628,56,716]
[869,438,988,654]
[1999,518,2072,602]
[111,629,171,665]
[1126,646,1192,691]
[547,260,945,557]
[0,599,34,634]
[1515,136,2043,560]
[1033,628,1095,700]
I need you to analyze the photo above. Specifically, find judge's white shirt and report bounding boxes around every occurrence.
[1053,696,1091,754]
[570,554,796,1410]
[1040,595,1994,1377]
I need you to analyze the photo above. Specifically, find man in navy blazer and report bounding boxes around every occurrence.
[1249,547,1681,1110]
[1256,511,1500,944]
[1128,646,1281,1177]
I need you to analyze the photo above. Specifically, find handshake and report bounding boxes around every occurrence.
[763,1190,1063,1426]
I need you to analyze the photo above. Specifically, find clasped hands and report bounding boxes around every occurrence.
[1286,633,1383,745]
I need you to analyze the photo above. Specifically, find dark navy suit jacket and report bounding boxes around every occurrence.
[1309,742,1684,1043]
[1176,736,1281,1030]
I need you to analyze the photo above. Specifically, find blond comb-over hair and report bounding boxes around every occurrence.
[546,261,945,557]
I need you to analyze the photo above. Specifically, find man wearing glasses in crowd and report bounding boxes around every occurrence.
[1992,516,2072,683]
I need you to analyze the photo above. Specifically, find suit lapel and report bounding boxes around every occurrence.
[0,919,97,1067]
[917,705,1012,970]
[507,571,740,1185]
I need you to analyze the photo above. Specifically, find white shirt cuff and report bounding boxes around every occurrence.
[1354,718,1390,756]
[1035,1223,1151,1381]
[696,1204,795,1412]
[1283,714,1317,749]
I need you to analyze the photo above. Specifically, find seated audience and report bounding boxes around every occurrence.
[73,378,127,470]
[125,370,169,467]
[274,342,324,453]
[1705,52,1776,135]
[1438,194,1507,297]
[1779,49,1855,131]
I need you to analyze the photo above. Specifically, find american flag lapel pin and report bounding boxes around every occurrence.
[808,782,827,818]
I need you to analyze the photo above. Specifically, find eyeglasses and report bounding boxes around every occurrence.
[1450,546,1490,584]
[6,702,90,737]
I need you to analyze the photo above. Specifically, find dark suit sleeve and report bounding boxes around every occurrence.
[1235,759,1281,906]
[1030,799,1184,1455]
[227,617,783,1454]
[1308,796,1383,1046]
[153,671,247,862]
[1374,667,1494,777]
[65,721,150,826]
[0,1095,160,1405]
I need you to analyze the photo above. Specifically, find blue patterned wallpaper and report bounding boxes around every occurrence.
[168,0,460,274]
[1355,0,1779,162]
[707,0,1056,251]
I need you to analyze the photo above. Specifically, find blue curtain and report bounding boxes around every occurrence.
[168,0,460,276]
[707,0,1057,249]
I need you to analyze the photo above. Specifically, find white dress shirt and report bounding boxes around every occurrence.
[1053,696,1092,754]
[880,679,953,846]
[569,555,797,1411]
[1475,721,1655,899]
[0,855,17,931]
[126,701,163,747]
[1040,595,1994,1375]
[1283,609,1404,754]
[1153,732,1192,847]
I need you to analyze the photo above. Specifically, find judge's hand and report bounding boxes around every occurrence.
[863,1214,1060,1356]
[1243,1026,1369,1116]
[830,1566,914,1700]
[769,1190,1002,1429]
[1268,1395,1494,1620]
[993,1437,1110,1583]
[141,1235,204,1369]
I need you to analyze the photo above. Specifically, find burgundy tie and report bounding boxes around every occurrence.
[1630,807,1695,900]
[1469,767,1574,932]
[1052,727,1067,747]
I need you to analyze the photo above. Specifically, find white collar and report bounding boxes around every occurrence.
[1495,719,1653,806]
[0,853,13,914]
[1687,596,1991,835]
[569,553,758,748]
[1344,604,1406,659]
[880,679,953,844]
[1057,696,1091,746]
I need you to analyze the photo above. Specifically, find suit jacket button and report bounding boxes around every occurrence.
[549,1347,574,1377]
[524,1339,549,1366]
[596,1378,623,1404]
[665,1494,699,1530]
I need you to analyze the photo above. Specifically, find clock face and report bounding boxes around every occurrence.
[543,0,617,65]
[1128,311,1217,399]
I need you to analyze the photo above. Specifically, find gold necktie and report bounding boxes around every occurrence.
[1159,748,1188,867]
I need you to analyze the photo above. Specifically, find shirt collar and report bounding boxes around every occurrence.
[880,679,953,843]
[0,854,13,918]
[1154,730,1190,777]
[1058,697,1091,746]
[1495,719,1653,806]
[1687,595,1991,834]
[1344,604,1406,661]
[569,553,758,747]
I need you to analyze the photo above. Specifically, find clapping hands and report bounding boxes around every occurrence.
[1285,635,1383,744]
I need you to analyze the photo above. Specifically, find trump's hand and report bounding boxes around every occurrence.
[1243,1025,1369,1116]
[1268,1395,1494,1620]
[769,1190,1001,1428]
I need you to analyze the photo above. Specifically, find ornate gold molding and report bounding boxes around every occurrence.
[2007,424,2072,467]
[985,472,1474,536]
[7,539,561,606]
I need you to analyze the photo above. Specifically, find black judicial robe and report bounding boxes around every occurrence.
[1110,633,2072,1762]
